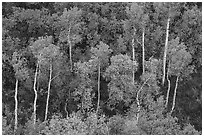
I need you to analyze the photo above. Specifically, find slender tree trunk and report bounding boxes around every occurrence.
[33,63,38,127]
[170,75,179,114]
[136,77,151,124]
[14,79,18,133]
[96,64,100,114]
[44,64,52,121]
[162,17,170,85]
[68,26,72,72]
[142,27,145,75]
[64,101,68,119]
[132,27,136,85]
[165,61,171,108]
[65,90,70,118]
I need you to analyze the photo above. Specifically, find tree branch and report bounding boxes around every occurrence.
[50,73,60,81]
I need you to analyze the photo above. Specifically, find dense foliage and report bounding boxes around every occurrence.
[2,2,202,135]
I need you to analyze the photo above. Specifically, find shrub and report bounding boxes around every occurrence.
[2,117,13,135]
[23,117,46,135]
[108,115,125,135]
[40,112,87,135]
[123,118,146,135]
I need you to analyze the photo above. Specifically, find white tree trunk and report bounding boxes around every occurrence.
[170,75,179,114]
[142,27,145,75]
[132,27,136,85]
[44,64,52,121]
[136,77,150,124]
[165,61,171,108]
[14,79,18,133]
[33,63,38,127]
[68,26,72,72]
[96,64,100,114]
[162,18,170,85]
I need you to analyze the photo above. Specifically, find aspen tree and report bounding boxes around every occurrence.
[170,75,179,114]
[44,64,53,121]
[14,79,18,133]
[30,36,61,121]
[96,63,100,114]
[125,3,148,77]
[33,64,38,127]
[142,27,145,75]
[11,52,29,134]
[165,61,171,108]
[59,7,83,72]
[90,42,112,115]
[132,27,136,84]
[167,37,192,114]
[162,17,170,85]
[136,76,150,124]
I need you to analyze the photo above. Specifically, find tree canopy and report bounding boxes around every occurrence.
[2,2,202,135]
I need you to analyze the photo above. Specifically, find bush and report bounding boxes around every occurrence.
[40,111,109,135]
[123,118,146,135]
[85,112,109,135]
[23,117,46,135]
[108,115,125,135]
[40,112,87,135]
[128,96,201,135]
[179,124,201,135]
[2,117,13,135]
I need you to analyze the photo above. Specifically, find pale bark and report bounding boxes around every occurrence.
[136,77,151,124]
[142,28,145,75]
[165,61,171,108]
[162,18,170,85]
[44,64,52,121]
[14,79,18,133]
[96,64,100,114]
[33,63,39,127]
[132,27,136,85]
[68,26,72,72]
[170,75,179,114]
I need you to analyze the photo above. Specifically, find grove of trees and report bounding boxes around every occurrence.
[2,2,202,135]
